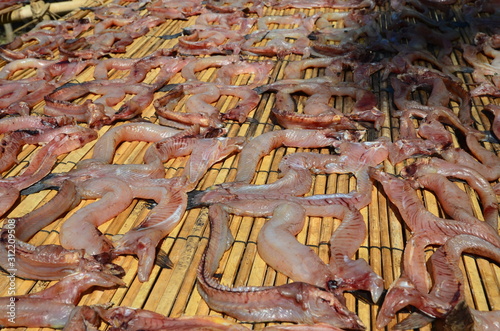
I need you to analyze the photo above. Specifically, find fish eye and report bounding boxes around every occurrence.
[327,280,338,291]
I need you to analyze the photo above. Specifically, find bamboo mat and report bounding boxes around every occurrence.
[0,0,499,330]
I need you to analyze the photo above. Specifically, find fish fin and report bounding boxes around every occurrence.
[347,290,374,305]
[245,117,259,125]
[158,32,183,40]
[157,83,180,92]
[253,85,268,94]
[155,249,173,269]
[349,289,387,306]
[454,66,474,73]
[53,81,81,92]
[433,301,475,331]
[20,179,59,195]
[393,312,435,330]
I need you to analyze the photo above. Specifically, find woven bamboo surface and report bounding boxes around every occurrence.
[0,0,499,330]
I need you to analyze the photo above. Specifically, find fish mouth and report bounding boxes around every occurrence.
[90,254,126,279]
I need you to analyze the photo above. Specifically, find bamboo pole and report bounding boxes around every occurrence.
[0,0,91,24]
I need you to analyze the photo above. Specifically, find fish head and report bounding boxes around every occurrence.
[86,102,110,129]
[362,140,390,166]
[322,128,364,144]
[100,306,249,331]
[375,275,449,329]
[333,258,385,304]
[368,167,407,190]
[98,306,165,329]
[65,305,103,331]
[376,281,409,329]
[112,230,166,283]
[400,158,434,179]
[184,136,247,188]
[48,271,125,306]
[49,129,97,157]
[217,136,247,155]
[86,252,126,278]
[78,270,126,290]
[300,283,366,330]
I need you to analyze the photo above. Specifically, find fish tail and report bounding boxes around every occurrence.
[20,173,60,195]
[393,312,435,330]
[186,190,207,209]
[155,249,173,269]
